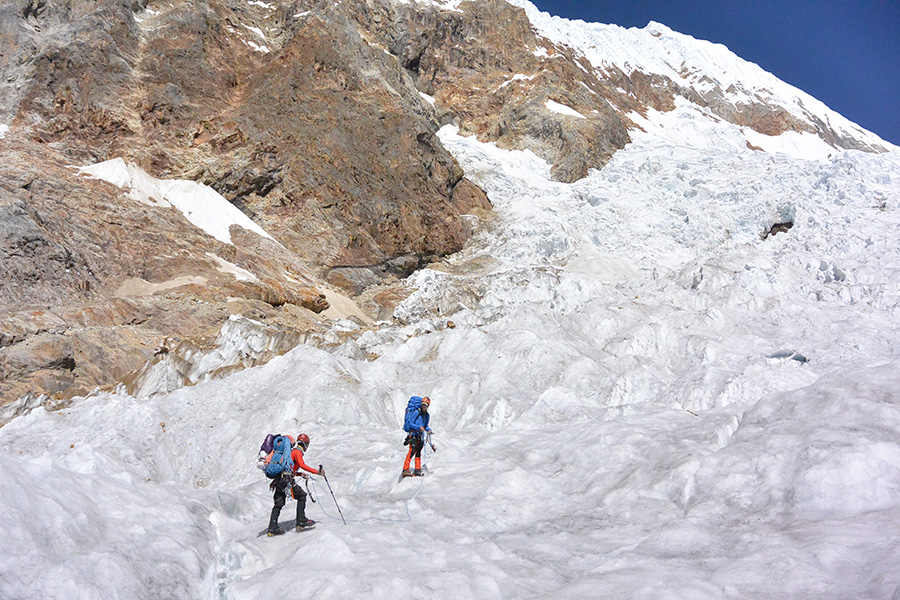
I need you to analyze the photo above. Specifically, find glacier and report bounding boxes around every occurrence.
[2,118,899,598]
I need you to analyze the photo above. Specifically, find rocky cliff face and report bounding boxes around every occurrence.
[0,0,890,408]
[0,0,492,407]
[350,0,633,182]
[4,0,484,271]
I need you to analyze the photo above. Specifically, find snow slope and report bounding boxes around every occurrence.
[507,0,895,154]
[3,105,900,598]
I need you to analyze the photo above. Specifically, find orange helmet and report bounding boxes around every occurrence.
[296,433,310,450]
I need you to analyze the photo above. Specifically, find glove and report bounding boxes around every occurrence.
[318,464,325,477]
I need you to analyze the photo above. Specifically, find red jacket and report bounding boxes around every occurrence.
[291,447,319,476]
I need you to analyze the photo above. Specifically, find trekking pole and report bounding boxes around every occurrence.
[320,465,346,525]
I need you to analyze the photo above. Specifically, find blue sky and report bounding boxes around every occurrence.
[529,1,900,146]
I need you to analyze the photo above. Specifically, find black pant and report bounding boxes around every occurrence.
[269,473,307,530]
[409,435,424,458]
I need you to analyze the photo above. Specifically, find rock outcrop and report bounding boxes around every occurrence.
[346,0,633,182]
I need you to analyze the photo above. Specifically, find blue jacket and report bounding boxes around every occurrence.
[408,410,430,436]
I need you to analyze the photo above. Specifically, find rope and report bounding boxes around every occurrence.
[309,474,425,524]
[309,434,436,524]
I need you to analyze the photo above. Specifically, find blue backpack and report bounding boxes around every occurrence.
[264,435,294,479]
[403,396,424,433]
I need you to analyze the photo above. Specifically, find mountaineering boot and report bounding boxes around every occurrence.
[413,468,422,476]
[270,491,285,523]
[401,469,412,477]
[296,519,316,531]
[268,506,283,536]
[295,496,312,527]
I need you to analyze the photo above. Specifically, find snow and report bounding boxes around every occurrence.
[245,40,270,54]
[7,106,900,598]
[206,252,261,283]
[133,6,159,23]
[243,24,266,39]
[506,0,897,154]
[418,91,436,105]
[545,99,586,119]
[627,96,838,160]
[320,288,375,324]
[495,73,536,92]
[77,158,278,245]
[114,275,208,297]
[393,0,464,12]
[743,128,837,160]
[241,24,270,53]
[0,124,8,139]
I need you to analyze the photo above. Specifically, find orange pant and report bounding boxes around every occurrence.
[403,435,424,470]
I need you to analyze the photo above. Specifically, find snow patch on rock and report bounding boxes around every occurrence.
[77,158,279,245]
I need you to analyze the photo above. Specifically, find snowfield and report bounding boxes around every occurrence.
[2,119,899,598]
